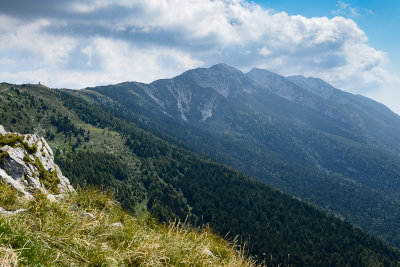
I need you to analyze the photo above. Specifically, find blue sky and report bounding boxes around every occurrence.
[254,0,400,72]
[0,0,399,113]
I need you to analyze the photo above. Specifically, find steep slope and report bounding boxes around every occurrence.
[84,65,400,248]
[248,68,400,195]
[247,68,327,106]
[0,126,251,266]
[247,69,400,153]
[0,186,255,266]
[286,74,400,152]
[248,69,400,196]
[1,83,400,265]
[247,68,371,142]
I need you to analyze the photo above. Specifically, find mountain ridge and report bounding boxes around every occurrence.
[83,63,400,248]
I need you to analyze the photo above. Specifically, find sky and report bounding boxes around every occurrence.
[0,0,399,113]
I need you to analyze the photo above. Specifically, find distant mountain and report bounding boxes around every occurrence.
[249,68,400,153]
[87,64,400,248]
[286,74,400,152]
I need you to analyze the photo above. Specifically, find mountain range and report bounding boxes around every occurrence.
[1,63,400,265]
[88,63,400,247]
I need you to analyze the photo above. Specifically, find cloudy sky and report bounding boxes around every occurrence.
[0,0,399,113]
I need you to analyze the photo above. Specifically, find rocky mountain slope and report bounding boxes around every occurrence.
[255,69,400,153]
[86,64,400,248]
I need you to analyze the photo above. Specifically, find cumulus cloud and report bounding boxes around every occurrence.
[0,0,394,93]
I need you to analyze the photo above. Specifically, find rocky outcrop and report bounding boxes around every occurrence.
[0,125,74,199]
[0,207,26,215]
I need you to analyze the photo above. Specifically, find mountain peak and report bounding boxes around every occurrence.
[180,63,254,98]
[247,68,280,76]
[209,63,241,73]
[286,75,336,99]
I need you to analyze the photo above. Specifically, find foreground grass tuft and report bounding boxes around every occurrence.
[0,184,257,266]
[0,182,22,211]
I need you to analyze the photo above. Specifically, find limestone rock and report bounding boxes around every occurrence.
[80,212,95,219]
[0,207,26,215]
[0,125,75,199]
[202,248,214,257]
[0,125,6,135]
[108,222,123,227]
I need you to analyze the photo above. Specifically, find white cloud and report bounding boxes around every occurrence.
[333,0,351,15]
[332,0,373,18]
[81,45,94,67]
[259,47,272,56]
[0,16,75,69]
[0,0,396,97]
[0,34,203,88]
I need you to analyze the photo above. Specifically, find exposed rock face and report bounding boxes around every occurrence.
[0,125,74,199]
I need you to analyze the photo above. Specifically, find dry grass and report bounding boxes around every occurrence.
[0,182,22,211]
[0,246,18,267]
[0,184,258,266]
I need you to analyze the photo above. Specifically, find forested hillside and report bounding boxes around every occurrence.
[86,64,400,248]
[1,82,400,265]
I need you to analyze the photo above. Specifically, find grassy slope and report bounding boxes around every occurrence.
[0,182,253,266]
[0,84,132,157]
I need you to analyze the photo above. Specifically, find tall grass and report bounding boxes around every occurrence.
[0,184,258,266]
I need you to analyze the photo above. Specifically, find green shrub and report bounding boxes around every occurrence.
[0,134,37,154]
[34,157,60,194]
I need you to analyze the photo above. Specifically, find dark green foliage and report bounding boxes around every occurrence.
[124,130,400,265]
[56,91,122,130]
[50,113,76,134]
[0,150,9,164]
[56,151,146,212]
[145,172,192,222]
[172,160,400,266]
